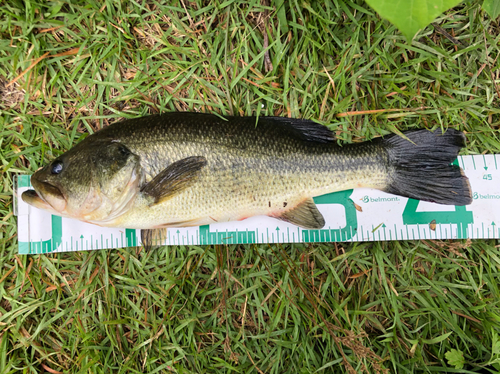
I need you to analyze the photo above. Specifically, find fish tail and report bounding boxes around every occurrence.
[383,129,472,205]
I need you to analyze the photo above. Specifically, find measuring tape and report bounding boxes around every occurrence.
[15,155,500,254]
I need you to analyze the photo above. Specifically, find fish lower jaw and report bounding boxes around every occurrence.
[22,190,67,216]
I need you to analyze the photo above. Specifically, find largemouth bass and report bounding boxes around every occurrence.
[22,112,472,240]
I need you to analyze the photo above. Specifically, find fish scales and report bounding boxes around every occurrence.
[91,114,388,228]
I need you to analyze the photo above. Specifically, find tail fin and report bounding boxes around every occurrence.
[383,129,472,205]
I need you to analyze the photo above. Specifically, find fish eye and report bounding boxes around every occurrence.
[51,160,64,174]
[118,145,130,157]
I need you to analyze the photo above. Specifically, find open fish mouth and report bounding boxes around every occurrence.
[22,180,67,213]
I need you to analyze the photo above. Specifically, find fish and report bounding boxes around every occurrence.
[22,112,472,245]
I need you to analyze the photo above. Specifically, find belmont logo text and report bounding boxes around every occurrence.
[362,196,400,203]
[473,192,500,200]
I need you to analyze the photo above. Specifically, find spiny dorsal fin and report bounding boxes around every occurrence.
[141,156,207,205]
[262,117,335,143]
[274,198,325,229]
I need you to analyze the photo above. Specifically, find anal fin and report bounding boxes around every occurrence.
[273,198,325,229]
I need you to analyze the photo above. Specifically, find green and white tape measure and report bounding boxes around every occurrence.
[15,155,500,254]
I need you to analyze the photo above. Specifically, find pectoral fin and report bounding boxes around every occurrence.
[141,156,207,204]
[141,228,168,250]
[274,198,325,229]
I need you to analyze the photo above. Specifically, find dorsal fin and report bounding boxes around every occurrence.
[261,117,335,143]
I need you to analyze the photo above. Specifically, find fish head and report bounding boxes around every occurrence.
[22,139,143,223]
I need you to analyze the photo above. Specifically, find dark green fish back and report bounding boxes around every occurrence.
[91,112,336,153]
[87,112,385,182]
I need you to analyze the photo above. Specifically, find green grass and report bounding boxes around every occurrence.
[1,0,500,373]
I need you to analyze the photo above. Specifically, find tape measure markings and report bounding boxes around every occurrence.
[15,155,500,253]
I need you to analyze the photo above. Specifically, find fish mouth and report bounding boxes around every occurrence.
[21,189,52,210]
[22,180,67,213]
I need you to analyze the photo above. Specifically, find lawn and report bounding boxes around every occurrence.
[1,0,500,373]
